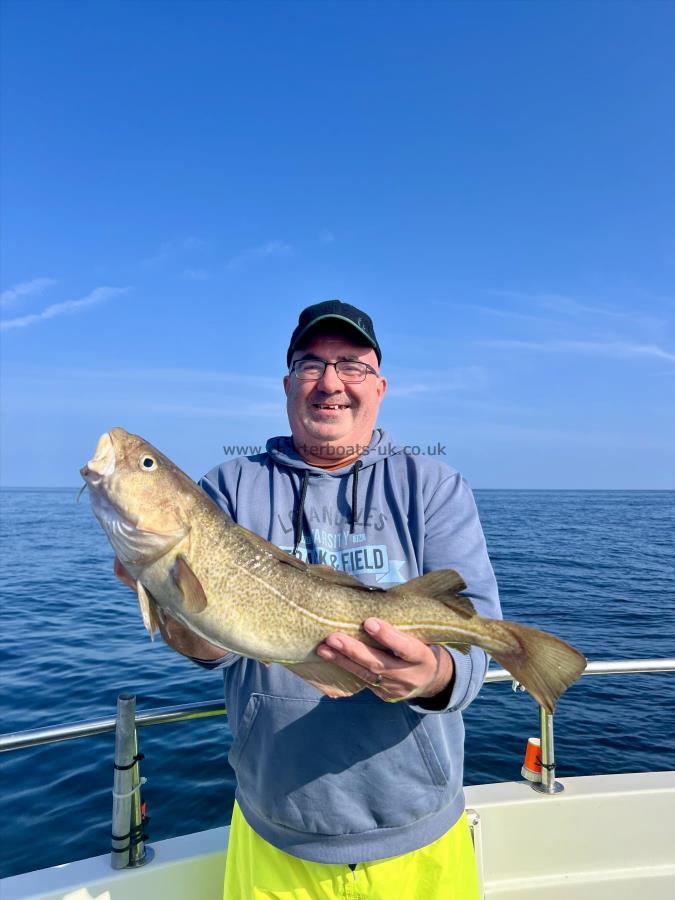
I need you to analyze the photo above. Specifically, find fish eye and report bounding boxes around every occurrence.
[140,455,157,471]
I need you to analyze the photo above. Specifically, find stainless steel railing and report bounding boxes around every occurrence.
[1,657,673,870]
[2,658,674,753]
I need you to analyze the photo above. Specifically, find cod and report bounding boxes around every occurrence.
[81,428,586,711]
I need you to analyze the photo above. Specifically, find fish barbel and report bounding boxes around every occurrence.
[81,427,586,711]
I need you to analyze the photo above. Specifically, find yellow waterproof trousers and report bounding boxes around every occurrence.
[223,802,480,899]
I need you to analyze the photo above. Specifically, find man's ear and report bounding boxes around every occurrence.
[376,375,388,399]
[283,374,290,396]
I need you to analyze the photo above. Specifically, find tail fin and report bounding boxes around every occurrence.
[489,620,587,713]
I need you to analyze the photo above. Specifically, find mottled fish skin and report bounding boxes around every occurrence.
[81,427,587,711]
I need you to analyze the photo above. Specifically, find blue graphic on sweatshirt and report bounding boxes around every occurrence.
[282,532,407,584]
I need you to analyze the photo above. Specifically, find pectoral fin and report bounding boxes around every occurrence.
[137,582,161,639]
[283,656,368,698]
[172,554,208,614]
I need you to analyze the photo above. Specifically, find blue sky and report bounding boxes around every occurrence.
[1,0,673,488]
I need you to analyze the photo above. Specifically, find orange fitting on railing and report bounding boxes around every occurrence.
[521,737,542,782]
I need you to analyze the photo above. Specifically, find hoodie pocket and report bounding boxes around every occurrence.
[228,693,451,837]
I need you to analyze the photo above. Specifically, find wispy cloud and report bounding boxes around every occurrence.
[451,303,550,325]
[147,401,284,419]
[106,366,280,391]
[487,289,664,330]
[1,364,280,392]
[0,286,130,331]
[225,240,291,270]
[1,277,57,306]
[386,365,488,397]
[459,421,675,451]
[141,237,210,268]
[478,338,675,363]
[0,363,284,420]
[182,268,209,281]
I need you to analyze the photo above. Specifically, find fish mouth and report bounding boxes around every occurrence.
[80,431,137,529]
[80,429,188,564]
[80,432,116,485]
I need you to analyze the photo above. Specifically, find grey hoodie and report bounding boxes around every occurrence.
[198,428,500,864]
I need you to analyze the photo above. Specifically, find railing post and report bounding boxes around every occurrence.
[111,694,153,868]
[532,705,564,794]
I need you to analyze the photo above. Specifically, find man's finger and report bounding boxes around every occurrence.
[317,642,383,686]
[363,618,427,663]
[320,634,390,676]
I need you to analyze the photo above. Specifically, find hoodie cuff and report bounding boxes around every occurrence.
[189,653,236,670]
[407,648,475,715]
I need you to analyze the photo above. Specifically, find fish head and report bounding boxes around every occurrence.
[81,427,195,567]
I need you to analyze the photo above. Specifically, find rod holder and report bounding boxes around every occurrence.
[531,705,564,794]
[110,694,154,868]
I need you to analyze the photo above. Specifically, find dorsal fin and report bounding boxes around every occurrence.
[235,525,382,591]
[308,563,383,591]
[388,569,475,618]
[234,525,308,570]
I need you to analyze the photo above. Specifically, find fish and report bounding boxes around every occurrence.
[80,427,587,711]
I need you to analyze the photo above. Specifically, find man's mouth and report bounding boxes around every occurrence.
[312,403,350,411]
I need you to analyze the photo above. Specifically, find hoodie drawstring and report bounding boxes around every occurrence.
[350,460,363,534]
[292,459,363,554]
[292,469,310,556]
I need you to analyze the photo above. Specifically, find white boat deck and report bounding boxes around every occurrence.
[3,770,674,899]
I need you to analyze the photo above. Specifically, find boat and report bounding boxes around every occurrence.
[2,658,674,899]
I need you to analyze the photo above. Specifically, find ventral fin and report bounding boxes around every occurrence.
[444,641,472,655]
[137,582,160,640]
[283,657,368,698]
[114,557,137,591]
[172,554,208,614]
[388,569,475,618]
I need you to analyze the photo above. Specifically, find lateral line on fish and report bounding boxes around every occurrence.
[396,622,514,652]
[230,560,359,631]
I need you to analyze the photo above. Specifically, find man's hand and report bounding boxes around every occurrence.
[316,618,454,702]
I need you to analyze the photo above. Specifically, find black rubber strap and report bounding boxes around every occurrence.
[111,816,150,850]
[114,753,145,771]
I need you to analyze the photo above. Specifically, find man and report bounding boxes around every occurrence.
[160,301,500,898]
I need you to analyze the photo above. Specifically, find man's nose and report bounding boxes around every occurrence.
[316,363,343,392]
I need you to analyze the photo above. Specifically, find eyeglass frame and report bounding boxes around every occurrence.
[289,356,380,383]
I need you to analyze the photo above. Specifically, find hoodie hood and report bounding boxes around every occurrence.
[264,429,399,551]
[265,427,399,475]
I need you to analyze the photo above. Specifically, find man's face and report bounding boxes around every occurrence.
[283,331,387,458]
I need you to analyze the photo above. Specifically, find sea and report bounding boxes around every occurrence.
[1,488,674,878]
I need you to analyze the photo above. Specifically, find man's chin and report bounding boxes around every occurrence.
[299,422,351,446]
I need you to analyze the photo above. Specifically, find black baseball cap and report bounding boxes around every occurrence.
[287,300,382,367]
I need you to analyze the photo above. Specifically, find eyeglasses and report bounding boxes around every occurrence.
[290,358,379,383]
